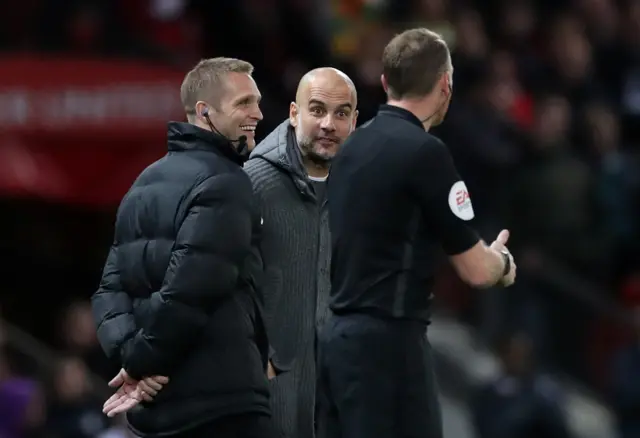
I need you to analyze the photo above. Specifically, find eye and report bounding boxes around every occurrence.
[311,107,325,116]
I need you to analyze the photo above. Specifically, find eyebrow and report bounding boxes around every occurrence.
[234,94,261,104]
[309,99,353,110]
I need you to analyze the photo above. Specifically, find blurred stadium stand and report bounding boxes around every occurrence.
[1,0,639,437]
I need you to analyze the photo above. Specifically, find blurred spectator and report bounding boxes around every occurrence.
[450,8,490,97]
[497,0,542,86]
[58,301,117,381]
[0,0,639,430]
[471,332,572,438]
[610,303,640,438]
[544,14,598,108]
[620,0,640,132]
[509,94,608,276]
[583,102,640,278]
[487,50,535,130]
[0,350,46,438]
[46,356,109,438]
[576,0,619,44]
[440,71,523,228]
[406,0,456,45]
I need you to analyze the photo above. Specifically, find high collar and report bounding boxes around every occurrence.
[377,104,424,129]
[166,122,248,166]
[250,120,316,200]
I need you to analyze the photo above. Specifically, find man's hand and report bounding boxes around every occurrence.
[267,361,277,380]
[103,369,142,418]
[102,369,169,417]
[489,229,510,252]
[138,375,169,397]
[490,229,516,287]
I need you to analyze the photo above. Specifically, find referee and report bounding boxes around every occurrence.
[316,28,516,438]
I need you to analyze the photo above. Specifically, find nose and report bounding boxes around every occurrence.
[320,114,336,131]
[252,104,263,121]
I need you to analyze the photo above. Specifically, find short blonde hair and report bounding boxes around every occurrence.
[180,57,254,121]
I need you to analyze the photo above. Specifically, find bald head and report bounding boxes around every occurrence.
[295,67,357,105]
[290,67,359,174]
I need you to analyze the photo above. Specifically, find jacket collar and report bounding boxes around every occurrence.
[250,120,314,198]
[377,104,424,129]
[167,122,247,166]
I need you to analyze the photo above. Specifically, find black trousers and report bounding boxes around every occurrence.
[171,413,276,438]
[317,313,443,438]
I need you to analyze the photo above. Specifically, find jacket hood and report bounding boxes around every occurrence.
[249,120,315,198]
[250,120,307,179]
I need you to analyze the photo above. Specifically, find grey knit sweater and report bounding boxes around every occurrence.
[244,120,331,438]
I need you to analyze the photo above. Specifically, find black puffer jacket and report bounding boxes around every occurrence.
[91,122,270,436]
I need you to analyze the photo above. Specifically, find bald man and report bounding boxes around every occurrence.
[244,68,358,438]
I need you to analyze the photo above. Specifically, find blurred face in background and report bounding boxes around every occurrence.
[620,1,640,48]
[549,16,592,82]
[501,0,536,41]
[584,103,619,154]
[576,0,619,42]
[196,72,263,150]
[290,71,358,167]
[63,302,96,350]
[533,96,571,148]
[483,52,520,115]
[55,357,90,402]
[418,0,448,20]
[454,9,489,59]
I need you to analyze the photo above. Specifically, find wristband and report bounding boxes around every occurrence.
[500,249,511,277]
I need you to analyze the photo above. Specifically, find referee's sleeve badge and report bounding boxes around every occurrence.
[447,181,475,221]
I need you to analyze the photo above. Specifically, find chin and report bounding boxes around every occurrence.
[314,147,338,159]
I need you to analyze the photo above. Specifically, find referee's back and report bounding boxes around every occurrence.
[327,105,479,323]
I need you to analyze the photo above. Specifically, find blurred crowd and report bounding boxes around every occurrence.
[0,302,130,438]
[2,0,640,437]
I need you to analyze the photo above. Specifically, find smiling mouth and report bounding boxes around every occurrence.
[240,125,256,133]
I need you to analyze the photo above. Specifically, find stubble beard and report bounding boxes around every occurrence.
[297,133,332,169]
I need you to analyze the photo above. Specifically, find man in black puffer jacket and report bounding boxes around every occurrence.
[91,58,275,438]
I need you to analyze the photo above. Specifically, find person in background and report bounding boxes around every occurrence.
[472,332,572,438]
[610,282,640,438]
[0,350,46,438]
[47,356,109,438]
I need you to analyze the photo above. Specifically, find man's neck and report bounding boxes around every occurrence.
[304,158,329,179]
[386,98,438,131]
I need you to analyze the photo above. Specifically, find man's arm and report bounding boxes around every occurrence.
[121,174,254,380]
[244,177,285,377]
[245,236,278,379]
[92,245,137,363]
[411,138,511,288]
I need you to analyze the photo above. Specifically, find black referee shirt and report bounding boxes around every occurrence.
[327,104,480,322]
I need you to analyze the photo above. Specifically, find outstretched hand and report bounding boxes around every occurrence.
[489,229,510,252]
[490,229,516,287]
